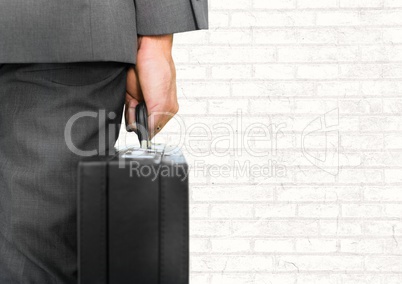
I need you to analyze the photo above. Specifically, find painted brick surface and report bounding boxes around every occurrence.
[117,1,402,283]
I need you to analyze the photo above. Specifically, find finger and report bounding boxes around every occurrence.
[148,110,176,139]
[126,66,143,101]
[125,95,140,132]
[125,67,143,132]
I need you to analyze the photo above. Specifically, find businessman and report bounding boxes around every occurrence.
[0,0,208,283]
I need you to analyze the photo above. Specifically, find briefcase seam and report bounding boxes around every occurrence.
[160,171,166,284]
[78,168,84,283]
[101,163,108,283]
[182,170,188,284]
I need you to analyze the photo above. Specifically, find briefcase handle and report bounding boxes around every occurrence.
[135,102,151,149]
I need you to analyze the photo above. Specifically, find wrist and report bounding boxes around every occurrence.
[137,34,173,60]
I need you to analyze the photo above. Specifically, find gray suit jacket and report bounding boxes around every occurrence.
[0,0,208,64]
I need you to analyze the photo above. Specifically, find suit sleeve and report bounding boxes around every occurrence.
[134,0,208,35]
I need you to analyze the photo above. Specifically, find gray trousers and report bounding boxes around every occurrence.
[0,62,129,283]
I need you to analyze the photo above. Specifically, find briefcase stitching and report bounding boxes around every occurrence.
[182,172,188,284]
[102,164,108,284]
[78,168,84,284]
[160,171,166,284]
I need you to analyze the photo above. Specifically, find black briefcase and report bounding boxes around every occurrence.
[77,103,189,284]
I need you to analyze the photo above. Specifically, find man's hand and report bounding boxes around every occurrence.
[125,34,178,139]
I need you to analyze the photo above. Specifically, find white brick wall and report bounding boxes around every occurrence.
[118,1,402,283]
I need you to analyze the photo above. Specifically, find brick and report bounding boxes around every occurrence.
[190,204,210,218]
[299,28,338,44]
[173,31,208,45]
[190,238,210,252]
[254,238,295,252]
[341,134,384,150]
[211,274,296,284]
[191,255,274,271]
[209,29,252,45]
[231,11,315,27]
[177,82,231,98]
[277,255,364,271]
[249,98,293,114]
[211,65,253,79]
[298,204,340,218]
[385,0,402,7]
[365,256,402,271]
[320,221,363,236]
[253,0,296,9]
[316,11,360,26]
[232,81,315,97]
[278,46,359,62]
[385,134,402,149]
[210,204,254,218]
[176,65,207,79]
[255,64,296,79]
[385,169,402,183]
[340,0,383,8]
[254,29,298,44]
[298,0,337,8]
[339,99,383,114]
[190,274,210,284]
[295,238,338,252]
[209,12,230,27]
[211,239,251,252]
[360,10,402,25]
[364,221,402,236]
[231,220,319,236]
[342,204,384,218]
[341,239,383,254]
[277,186,361,201]
[337,28,382,44]
[317,82,360,97]
[362,45,402,62]
[297,64,339,79]
[191,185,274,202]
[211,0,251,9]
[190,47,276,63]
[364,186,402,201]
[339,64,383,79]
[383,28,402,43]
[383,99,402,114]
[254,204,297,217]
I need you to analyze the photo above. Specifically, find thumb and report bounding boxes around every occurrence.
[125,66,143,132]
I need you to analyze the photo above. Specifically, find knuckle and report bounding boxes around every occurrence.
[171,101,179,114]
[163,99,178,115]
